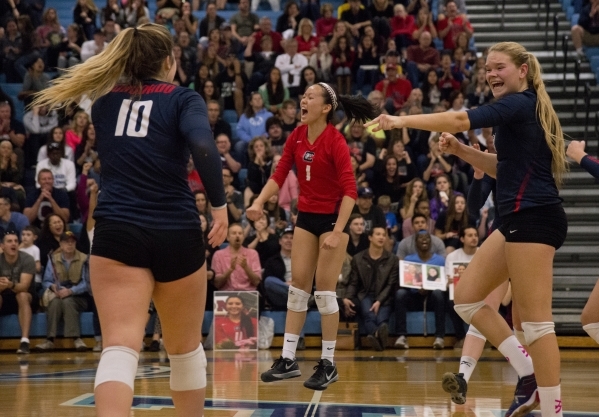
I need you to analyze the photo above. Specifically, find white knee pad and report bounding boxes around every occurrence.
[287,286,310,312]
[454,300,486,324]
[514,329,527,347]
[168,343,207,391]
[582,323,599,344]
[521,322,555,346]
[466,325,486,341]
[94,346,139,390]
[314,291,338,315]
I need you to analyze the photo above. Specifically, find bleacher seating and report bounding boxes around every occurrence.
[0,310,457,339]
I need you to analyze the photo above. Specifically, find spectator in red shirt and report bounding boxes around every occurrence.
[252,17,283,53]
[412,6,438,42]
[436,1,473,50]
[438,51,462,103]
[406,31,440,88]
[316,3,337,39]
[295,18,319,58]
[390,4,416,54]
[375,65,413,115]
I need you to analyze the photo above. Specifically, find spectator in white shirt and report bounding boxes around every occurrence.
[23,105,58,136]
[81,29,108,62]
[35,142,77,192]
[274,38,308,98]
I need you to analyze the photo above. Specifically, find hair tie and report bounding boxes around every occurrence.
[318,82,337,111]
[133,27,139,35]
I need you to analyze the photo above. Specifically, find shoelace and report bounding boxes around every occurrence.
[271,357,288,369]
[311,360,328,378]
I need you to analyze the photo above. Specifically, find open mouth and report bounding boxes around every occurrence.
[301,107,308,117]
[490,81,504,90]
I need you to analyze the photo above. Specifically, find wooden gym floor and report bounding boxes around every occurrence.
[1,345,598,416]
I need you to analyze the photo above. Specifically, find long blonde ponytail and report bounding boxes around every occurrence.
[33,24,173,111]
[488,42,568,187]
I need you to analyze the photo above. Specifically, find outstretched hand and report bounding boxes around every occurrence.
[246,202,264,222]
[438,132,461,155]
[566,140,587,164]
[363,114,402,132]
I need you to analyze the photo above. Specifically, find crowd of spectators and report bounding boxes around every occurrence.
[0,0,510,353]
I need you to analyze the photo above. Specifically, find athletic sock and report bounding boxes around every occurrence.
[20,337,30,344]
[282,333,299,360]
[582,323,599,344]
[538,385,563,417]
[497,335,534,378]
[458,356,478,382]
[321,340,336,363]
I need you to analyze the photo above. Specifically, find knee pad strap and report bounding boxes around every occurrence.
[287,286,310,312]
[454,300,486,324]
[521,321,555,346]
[168,343,207,391]
[314,291,338,315]
[466,325,486,341]
[95,346,139,390]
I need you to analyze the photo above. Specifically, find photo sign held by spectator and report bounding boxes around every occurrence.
[399,260,446,291]
[448,262,470,301]
[213,291,259,351]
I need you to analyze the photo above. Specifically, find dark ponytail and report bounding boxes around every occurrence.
[317,83,380,124]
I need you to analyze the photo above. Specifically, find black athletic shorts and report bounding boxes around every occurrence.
[0,290,39,315]
[295,211,349,237]
[91,218,206,283]
[497,204,567,249]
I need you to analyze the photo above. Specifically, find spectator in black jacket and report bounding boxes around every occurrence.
[199,2,225,38]
[342,226,398,351]
[262,226,294,310]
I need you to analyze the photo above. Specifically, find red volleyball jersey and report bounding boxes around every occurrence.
[270,123,357,214]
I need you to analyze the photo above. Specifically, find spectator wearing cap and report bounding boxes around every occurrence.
[199,2,225,39]
[24,169,70,228]
[230,0,260,47]
[261,226,294,310]
[80,29,107,62]
[374,60,413,115]
[351,187,387,233]
[0,229,37,354]
[343,226,398,351]
[35,231,90,352]
[35,142,77,193]
[212,223,262,291]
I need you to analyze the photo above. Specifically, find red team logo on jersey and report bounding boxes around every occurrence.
[303,151,315,162]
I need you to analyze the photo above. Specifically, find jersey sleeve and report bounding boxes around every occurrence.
[178,90,227,209]
[270,128,297,188]
[580,155,599,180]
[332,132,358,200]
[467,91,534,130]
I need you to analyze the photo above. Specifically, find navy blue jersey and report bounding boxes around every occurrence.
[580,155,599,180]
[92,80,226,229]
[467,89,562,218]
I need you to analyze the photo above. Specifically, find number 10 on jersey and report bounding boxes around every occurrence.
[115,99,154,138]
